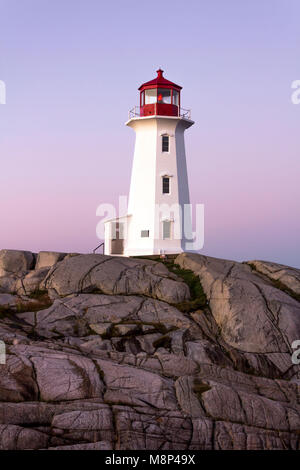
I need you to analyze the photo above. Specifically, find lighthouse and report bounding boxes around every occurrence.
[104,69,194,257]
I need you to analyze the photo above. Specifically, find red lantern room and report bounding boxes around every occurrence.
[138,69,182,117]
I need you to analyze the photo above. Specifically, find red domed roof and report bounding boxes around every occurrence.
[138,69,182,91]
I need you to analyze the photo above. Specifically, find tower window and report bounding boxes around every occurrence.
[162,135,169,152]
[162,177,170,194]
[163,221,171,239]
[141,230,149,238]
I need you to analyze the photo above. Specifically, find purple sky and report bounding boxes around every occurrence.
[0,0,299,267]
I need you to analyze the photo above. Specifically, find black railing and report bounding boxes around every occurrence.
[93,242,104,254]
[128,106,191,120]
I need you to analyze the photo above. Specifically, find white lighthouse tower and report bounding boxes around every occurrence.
[104,69,194,257]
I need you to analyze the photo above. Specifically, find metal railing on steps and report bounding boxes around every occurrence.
[93,242,104,254]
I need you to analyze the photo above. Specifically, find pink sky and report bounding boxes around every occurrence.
[0,0,299,267]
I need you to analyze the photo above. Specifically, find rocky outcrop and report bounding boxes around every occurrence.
[0,250,34,278]
[35,251,67,270]
[176,253,300,359]
[0,250,299,450]
[247,260,300,298]
[42,254,190,303]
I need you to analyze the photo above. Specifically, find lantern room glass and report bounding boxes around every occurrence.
[157,89,171,104]
[172,90,179,106]
[145,89,157,104]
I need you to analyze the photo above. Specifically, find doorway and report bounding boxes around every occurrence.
[111,222,124,255]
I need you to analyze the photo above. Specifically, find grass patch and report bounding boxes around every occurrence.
[16,299,52,313]
[164,261,207,312]
[0,299,52,317]
[15,291,53,313]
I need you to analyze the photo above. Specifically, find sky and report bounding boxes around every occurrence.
[0,0,299,267]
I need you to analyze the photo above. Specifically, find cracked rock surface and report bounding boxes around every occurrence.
[0,250,299,450]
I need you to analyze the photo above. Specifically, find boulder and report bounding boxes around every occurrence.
[43,254,190,303]
[0,294,18,308]
[175,253,300,354]
[0,352,39,402]
[51,406,113,431]
[15,293,191,341]
[0,250,34,277]
[248,260,300,297]
[96,359,178,410]
[31,353,104,402]
[0,275,18,294]
[15,267,50,295]
[186,340,232,368]
[213,422,299,450]
[0,424,49,450]
[114,407,213,450]
[35,251,67,270]
[0,250,299,450]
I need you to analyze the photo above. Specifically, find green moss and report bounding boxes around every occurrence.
[0,297,52,317]
[165,262,207,312]
[132,255,208,313]
[15,290,53,313]
[16,300,52,313]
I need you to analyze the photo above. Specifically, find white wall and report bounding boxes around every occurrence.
[126,117,158,255]
[123,115,194,256]
[153,117,193,254]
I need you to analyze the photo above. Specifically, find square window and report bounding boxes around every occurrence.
[162,177,170,194]
[162,135,169,152]
[141,230,149,238]
[163,221,171,239]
